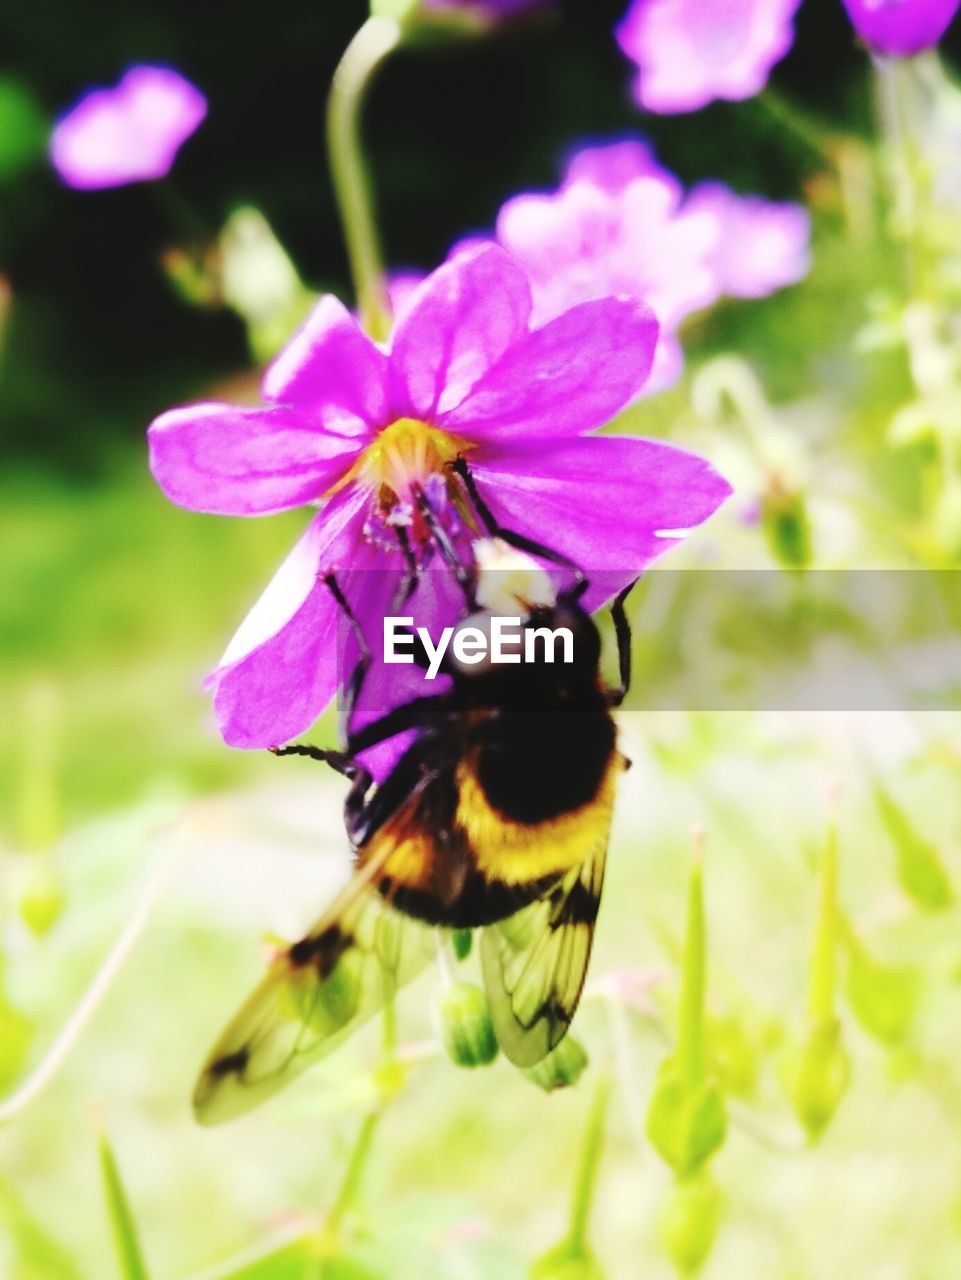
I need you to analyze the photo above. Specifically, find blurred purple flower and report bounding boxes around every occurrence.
[50,65,206,190]
[483,139,811,390]
[495,145,718,391]
[839,0,960,55]
[687,182,811,298]
[149,243,730,752]
[616,0,802,114]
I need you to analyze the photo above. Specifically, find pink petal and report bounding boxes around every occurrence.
[468,434,731,605]
[148,402,365,516]
[210,488,370,749]
[262,294,390,435]
[440,298,659,441]
[616,0,801,115]
[562,137,679,197]
[344,562,465,779]
[388,242,532,420]
[687,182,811,299]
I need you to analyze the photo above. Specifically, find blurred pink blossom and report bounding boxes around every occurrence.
[50,65,206,190]
[616,0,802,114]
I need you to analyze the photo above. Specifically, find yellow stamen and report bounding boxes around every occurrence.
[329,417,471,506]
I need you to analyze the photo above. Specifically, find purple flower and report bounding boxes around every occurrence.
[616,0,802,114]
[686,182,811,298]
[49,66,206,190]
[488,139,810,389]
[839,0,960,55]
[149,243,730,752]
[495,147,718,392]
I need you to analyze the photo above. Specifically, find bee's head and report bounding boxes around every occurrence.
[441,539,600,693]
[472,538,557,615]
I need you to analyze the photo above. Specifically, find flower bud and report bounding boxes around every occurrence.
[525,1035,589,1092]
[451,928,473,961]
[18,858,65,936]
[875,781,953,911]
[433,980,498,1068]
[783,1017,850,1140]
[659,1170,723,1276]
[845,935,918,1044]
[840,0,960,57]
[646,1059,728,1176]
[761,484,812,569]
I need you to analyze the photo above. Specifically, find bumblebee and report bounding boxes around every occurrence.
[194,462,636,1123]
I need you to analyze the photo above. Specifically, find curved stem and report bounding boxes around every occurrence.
[327,17,402,342]
[0,849,180,1127]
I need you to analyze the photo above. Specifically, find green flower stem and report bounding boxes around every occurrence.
[678,825,706,1091]
[566,1074,611,1257]
[380,961,398,1061]
[327,16,401,342]
[325,1106,384,1237]
[873,53,940,304]
[808,790,839,1025]
[758,87,838,168]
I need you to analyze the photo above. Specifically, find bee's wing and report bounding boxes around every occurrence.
[480,836,609,1068]
[193,850,433,1126]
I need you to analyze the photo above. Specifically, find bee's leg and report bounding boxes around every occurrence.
[319,571,373,743]
[411,481,478,609]
[606,578,639,707]
[346,745,441,848]
[391,524,419,610]
[450,456,587,600]
[269,743,376,838]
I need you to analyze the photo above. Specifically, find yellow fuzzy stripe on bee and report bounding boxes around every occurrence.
[380,834,433,888]
[454,753,626,885]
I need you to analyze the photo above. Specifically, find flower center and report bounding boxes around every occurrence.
[357,417,468,504]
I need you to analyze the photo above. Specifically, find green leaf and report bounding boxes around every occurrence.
[875,783,953,911]
[97,1126,149,1280]
[0,77,47,182]
[0,1180,83,1280]
[646,1060,727,1176]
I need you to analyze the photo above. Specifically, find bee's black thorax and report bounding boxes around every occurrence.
[451,601,617,825]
